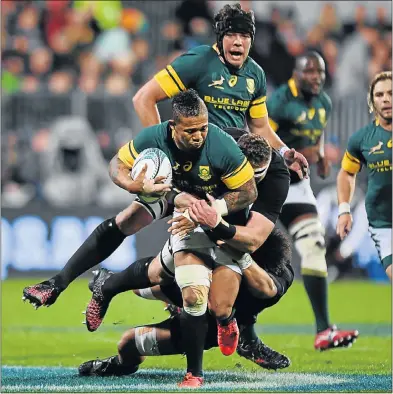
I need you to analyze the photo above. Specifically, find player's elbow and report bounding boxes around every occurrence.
[248,276,277,299]
[248,185,258,204]
[132,82,156,110]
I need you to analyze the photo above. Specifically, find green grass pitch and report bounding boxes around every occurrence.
[1,278,392,392]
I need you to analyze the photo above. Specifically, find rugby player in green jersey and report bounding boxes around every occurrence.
[267,51,358,351]
[23,90,259,387]
[132,3,308,179]
[337,71,392,281]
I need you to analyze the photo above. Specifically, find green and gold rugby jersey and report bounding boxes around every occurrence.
[154,45,267,129]
[118,121,254,199]
[267,78,332,183]
[341,120,392,228]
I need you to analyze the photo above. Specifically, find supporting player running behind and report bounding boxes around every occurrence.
[267,51,359,350]
[337,71,392,281]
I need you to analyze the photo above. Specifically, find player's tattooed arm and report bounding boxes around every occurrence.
[223,178,257,213]
[109,154,141,194]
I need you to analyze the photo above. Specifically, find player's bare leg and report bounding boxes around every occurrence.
[208,266,241,356]
[22,201,159,308]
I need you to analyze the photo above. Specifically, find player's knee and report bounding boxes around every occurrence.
[289,217,327,277]
[118,328,136,355]
[115,202,154,235]
[133,289,141,297]
[209,301,233,320]
[175,264,212,316]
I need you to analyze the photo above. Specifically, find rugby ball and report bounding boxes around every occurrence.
[130,148,172,203]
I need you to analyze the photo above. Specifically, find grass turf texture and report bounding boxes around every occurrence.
[2,279,392,392]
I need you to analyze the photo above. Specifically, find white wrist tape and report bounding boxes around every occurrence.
[215,198,228,216]
[279,146,290,157]
[338,202,351,216]
[237,253,254,270]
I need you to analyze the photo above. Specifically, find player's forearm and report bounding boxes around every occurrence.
[242,263,277,299]
[253,121,285,150]
[337,169,357,204]
[132,91,161,127]
[223,178,257,214]
[109,154,139,193]
[224,223,272,253]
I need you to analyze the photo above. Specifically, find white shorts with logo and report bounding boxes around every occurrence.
[284,177,317,206]
[368,226,392,261]
[159,226,246,276]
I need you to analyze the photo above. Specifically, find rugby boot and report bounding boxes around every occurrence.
[22,278,64,308]
[164,303,182,317]
[78,355,138,376]
[237,337,291,370]
[85,268,114,332]
[217,318,239,356]
[178,372,204,388]
[314,325,359,351]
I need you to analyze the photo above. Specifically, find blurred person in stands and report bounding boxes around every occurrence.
[41,0,70,48]
[28,47,53,82]
[343,4,366,37]
[21,75,40,94]
[1,51,25,94]
[333,24,381,97]
[249,6,296,87]
[78,74,99,95]
[319,38,339,90]
[368,40,392,81]
[48,70,74,94]
[317,3,342,41]
[175,0,214,49]
[337,71,392,281]
[13,5,43,53]
[105,73,129,96]
[49,31,76,72]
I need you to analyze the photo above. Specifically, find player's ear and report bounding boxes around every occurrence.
[169,120,175,129]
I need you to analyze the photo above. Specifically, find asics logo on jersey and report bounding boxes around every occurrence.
[295,112,307,124]
[369,141,384,155]
[208,76,225,89]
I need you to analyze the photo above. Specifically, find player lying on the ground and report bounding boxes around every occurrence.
[79,228,295,382]
[337,71,392,281]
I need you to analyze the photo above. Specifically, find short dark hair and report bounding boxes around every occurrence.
[172,89,207,123]
[237,133,272,166]
[254,228,292,274]
[295,51,325,70]
[367,71,392,113]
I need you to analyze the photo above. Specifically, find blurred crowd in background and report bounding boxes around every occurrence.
[1,0,390,280]
[1,0,391,205]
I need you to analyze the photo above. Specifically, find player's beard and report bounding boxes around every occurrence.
[377,108,392,124]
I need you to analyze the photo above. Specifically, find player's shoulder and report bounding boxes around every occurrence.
[318,90,332,111]
[139,121,168,141]
[183,45,215,59]
[349,121,375,144]
[354,121,376,137]
[268,83,292,105]
[246,56,266,76]
[207,123,237,144]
